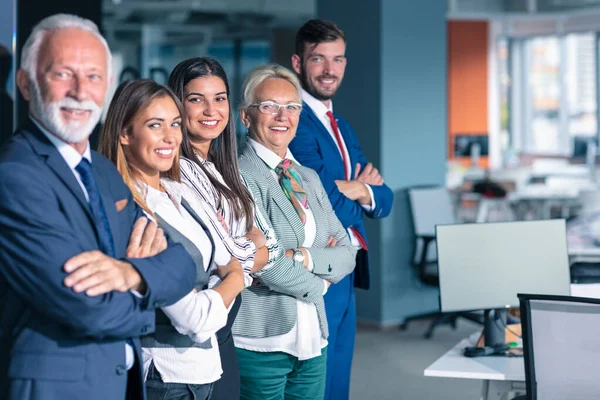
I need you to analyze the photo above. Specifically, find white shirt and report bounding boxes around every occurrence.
[33,118,137,370]
[233,139,327,360]
[141,179,230,384]
[301,90,375,249]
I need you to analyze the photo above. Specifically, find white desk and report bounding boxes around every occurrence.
[568,245,600,258]
[424,332,525,400]
[508,185,581,220]
[425,284,600,400]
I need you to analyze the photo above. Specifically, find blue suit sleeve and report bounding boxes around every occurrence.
[344,125,394,220]
[0,163,193,340]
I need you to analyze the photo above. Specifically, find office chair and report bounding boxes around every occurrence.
[400,186,482,338]
[517,294,600,400]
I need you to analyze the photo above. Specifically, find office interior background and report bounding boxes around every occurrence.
[3,0,600,398]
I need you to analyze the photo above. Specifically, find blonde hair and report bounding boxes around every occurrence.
[240,63,302,110]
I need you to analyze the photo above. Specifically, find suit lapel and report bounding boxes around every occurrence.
[295,166,326,245]
[91,153,121,249]
[243,145,305,245]
[181,198,216,268]
[301,103,349,178]
[22,122,92,219]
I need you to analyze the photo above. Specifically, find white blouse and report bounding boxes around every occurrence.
[141,179,230,385]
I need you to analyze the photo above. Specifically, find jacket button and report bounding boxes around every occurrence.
[303,292,308,298]
[141,324,151,334]
[116,364,126,375]
[154,300,165,308]
[328,265,332,272]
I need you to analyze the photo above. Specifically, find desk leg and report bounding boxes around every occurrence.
[476,200,488,223]
[481,380,513,400]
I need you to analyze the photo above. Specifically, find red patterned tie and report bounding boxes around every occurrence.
[325,111,368,251]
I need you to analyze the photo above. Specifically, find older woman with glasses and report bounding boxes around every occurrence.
[233,63,357,400]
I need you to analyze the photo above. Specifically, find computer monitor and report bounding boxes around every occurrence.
[436,220,571,346]
[572,136,597,159]
[453,135,489,157]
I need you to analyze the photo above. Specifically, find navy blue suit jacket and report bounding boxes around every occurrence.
[289,103,394,289]
[0,121,196,400]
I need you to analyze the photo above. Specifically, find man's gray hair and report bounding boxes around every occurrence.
[240,63,302,109]
[21,14,112,81]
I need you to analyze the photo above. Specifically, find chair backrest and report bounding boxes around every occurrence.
[408,186,456,237]
[408,186,456,264]
[519,294,600,400]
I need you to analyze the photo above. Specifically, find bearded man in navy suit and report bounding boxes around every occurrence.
[0,14,195,400]
[289,19,394,400]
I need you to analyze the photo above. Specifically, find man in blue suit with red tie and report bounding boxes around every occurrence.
[0,14,195,400]
[289,19,394,400]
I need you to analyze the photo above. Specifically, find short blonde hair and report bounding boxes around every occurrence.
[240,63,302,109]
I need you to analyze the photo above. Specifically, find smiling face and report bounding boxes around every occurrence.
[241,77,300,158]
[292,38,347,104]
[120,95,182,186]
[182,75,229,149]
[19,28,108,146]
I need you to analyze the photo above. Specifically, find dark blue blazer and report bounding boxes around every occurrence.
[0,121,196,400]
[289,103,393,289]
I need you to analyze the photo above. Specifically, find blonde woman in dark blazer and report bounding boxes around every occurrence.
[233,63,357,400]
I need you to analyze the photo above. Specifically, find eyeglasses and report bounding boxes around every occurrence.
[248,101,303,116]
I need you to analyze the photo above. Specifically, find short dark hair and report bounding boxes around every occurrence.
[295,19,346,57]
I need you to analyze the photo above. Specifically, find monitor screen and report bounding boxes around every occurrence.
[436,220,571,313]
[454,135,489,157]
[572,136,598,158]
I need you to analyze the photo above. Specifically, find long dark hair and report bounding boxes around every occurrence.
[99,79,186,216]
[168,57,254,232]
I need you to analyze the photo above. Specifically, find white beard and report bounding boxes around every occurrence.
[29,79,103,144]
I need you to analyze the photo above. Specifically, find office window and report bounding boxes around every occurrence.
[526,36,561,153]
[565,33,597,138]
[498,38,511,151]
[500,32,599,156]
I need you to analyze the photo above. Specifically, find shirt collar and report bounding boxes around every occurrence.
[142,178,183,211]
[193,151,210,166]
[31,116,92,169]
[248,138,300,170]
[301,88,333,119]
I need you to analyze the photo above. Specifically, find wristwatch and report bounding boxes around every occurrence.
[293,249,305,264]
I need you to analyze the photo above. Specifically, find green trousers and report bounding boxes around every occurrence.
[236,347,327,400]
